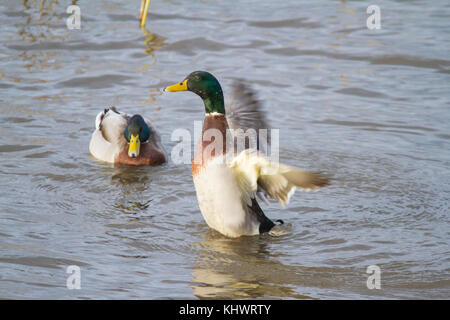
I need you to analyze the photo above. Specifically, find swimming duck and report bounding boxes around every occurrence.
[165,71,329,238]
[89,107,166,166]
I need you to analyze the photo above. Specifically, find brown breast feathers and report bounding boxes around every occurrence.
[192,113,229,176]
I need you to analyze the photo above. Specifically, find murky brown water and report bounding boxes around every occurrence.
[0,0,449,299]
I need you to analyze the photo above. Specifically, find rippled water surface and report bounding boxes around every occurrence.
[1,0,449,299]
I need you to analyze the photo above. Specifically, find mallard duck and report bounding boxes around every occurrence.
[165,71,329,238]
[89,107,166,166]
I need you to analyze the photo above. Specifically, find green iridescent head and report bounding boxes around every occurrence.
[165,71,225,114]
[123,115,150,158]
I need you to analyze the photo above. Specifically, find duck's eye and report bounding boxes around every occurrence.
[194,76,201,81]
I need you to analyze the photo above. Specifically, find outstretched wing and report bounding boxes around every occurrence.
[225,81,270,153]
[258,165,329,206]
[230,150,329,207]
[225,81,274,203]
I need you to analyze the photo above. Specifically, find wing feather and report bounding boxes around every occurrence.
[225,81,270,152]
[230,150,329,207]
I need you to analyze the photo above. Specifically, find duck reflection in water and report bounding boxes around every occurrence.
[190,229,316,300]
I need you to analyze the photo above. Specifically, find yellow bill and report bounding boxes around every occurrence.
[165,79,188,92]
[128,134,140,157]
